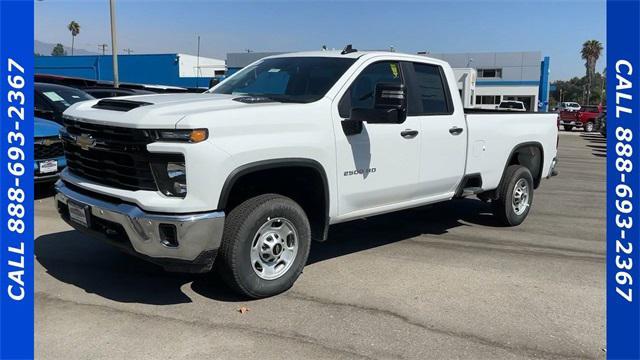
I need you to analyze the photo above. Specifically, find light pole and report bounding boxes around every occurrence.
[109,0,119,88]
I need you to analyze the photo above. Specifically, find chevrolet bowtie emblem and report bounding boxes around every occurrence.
[39,138,60,146]
[76,133,96,150]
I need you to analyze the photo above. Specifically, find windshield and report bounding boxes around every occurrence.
[39,87,94,112]
[211,57,356,103]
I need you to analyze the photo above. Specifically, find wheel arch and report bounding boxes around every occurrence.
[501,141,545,189]
[218,158,330,242]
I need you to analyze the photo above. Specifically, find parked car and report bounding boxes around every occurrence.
[35,117,66,183]
[557,105,604,132]
[496,100,526,111]
[55,50,558,298]
[558,102,581,112]
[35,82,94,124]
[36,74,203,94]
[595,112,607,136]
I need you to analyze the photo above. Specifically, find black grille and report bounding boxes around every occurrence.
[35,139,64,160]
[62,119,158,191]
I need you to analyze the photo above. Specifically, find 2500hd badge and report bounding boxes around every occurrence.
[344,168,376,176]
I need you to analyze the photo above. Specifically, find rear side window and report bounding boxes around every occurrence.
[411,63,451,115]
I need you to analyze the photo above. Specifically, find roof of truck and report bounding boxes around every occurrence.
[266,50,439,62]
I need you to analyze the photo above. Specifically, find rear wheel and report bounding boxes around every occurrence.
[492,165,534,226]
[562,125,573,131]
[217,194,311,298]
[584,121,595,132]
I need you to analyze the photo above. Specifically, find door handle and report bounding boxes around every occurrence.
[401,129,419,138]
[449,126,464,135]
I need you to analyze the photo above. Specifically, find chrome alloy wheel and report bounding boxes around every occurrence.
[250,217,298,280]
[512,178,530,216]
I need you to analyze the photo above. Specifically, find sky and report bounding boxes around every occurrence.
[35,0,606,81]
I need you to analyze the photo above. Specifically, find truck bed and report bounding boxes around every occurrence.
[464,108,555,114]
[463,111,558,191]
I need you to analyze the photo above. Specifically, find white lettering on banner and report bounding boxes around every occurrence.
[616,60,633,118]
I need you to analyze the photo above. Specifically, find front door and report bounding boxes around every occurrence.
[332,60,421,218]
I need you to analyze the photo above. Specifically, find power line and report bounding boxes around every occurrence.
[98,44,108,55]
[123,48,133,55]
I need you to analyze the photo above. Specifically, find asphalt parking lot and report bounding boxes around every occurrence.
[35,132,605,360]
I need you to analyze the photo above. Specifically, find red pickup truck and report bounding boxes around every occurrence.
[558,105,604,132]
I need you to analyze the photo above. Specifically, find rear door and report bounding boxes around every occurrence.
[404,61,467,197]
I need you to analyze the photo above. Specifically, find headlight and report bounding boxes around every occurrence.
[150,155,187,197]
[153,129,208,143]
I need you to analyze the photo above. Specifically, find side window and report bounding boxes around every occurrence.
[339,61,402,118]
[412,63,451,115]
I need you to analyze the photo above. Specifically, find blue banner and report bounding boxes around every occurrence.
[607,0,640,358]
[0,0,35,359]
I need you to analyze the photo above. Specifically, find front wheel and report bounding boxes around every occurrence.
[492,165,534,226]
[216,194,311,298]
[584,121,595,132]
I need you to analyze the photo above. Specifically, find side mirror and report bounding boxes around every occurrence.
[341,82,407,136]
[209,78,221,88]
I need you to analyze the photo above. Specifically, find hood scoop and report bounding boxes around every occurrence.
[92,99,153,112]
[232,96,275,104]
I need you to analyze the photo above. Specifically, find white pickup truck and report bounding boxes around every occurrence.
[55,49,558,298]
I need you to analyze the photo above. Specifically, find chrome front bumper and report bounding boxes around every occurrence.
[54,181,225,272]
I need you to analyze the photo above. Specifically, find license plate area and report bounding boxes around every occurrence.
[39,160,58,174]
[67,200,90,228]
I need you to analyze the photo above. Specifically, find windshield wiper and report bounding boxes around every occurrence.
[246,94,307,104]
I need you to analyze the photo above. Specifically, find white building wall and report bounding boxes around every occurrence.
[177,53,226,78]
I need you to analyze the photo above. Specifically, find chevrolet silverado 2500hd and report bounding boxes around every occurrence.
[55,50,559,298]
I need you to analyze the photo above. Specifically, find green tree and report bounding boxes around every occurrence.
[51,43,66,56]
[67,20,80,55]
[551,72,606,108]
[581,40,604,102]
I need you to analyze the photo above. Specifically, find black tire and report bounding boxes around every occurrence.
[563,125,573,131]
[584,121,594,132]
[216,194,311,298]
[492,165,534,226]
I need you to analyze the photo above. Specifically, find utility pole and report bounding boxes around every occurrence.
[123,48,133,55]
[109,0,120,88]
[196,35,200,88]
[98,44,108,55]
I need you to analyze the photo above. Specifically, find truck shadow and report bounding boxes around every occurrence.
[580,133,606,158]
[36,198,498,304]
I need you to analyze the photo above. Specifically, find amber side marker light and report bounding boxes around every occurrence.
[189,129,209,143]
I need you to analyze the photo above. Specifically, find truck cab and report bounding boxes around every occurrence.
[55,50,558,298]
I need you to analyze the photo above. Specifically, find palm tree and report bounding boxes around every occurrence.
[67,21,80,55]
[581,40,603,104]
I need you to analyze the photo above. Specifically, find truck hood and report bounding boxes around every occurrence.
[62,93,282,128]
[35,117,63,138]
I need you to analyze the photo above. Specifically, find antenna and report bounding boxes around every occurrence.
[341,44,357,55]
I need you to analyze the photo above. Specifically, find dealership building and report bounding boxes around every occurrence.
[427,51,550,111]
[227,50,551,111]
[34,53,226,88]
